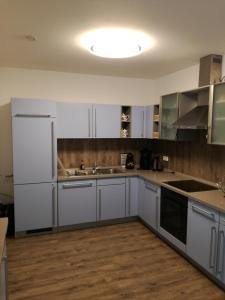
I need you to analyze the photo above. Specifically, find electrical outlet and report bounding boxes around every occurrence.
[163,156,169,162]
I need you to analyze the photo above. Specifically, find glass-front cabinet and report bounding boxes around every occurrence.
[160,93,179,140]
[209,82,225,144]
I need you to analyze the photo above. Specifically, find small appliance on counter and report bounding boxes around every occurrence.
[125,152,135,169]
[140,148,153,170]
[152,155,164,171]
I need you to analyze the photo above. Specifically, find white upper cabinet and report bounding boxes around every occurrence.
[145,106,154,139]
[11,97,56,117]
[56,103,92,138]
[131,106,145,138]
[93,104,121,138]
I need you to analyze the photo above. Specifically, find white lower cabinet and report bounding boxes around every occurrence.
[14,182,57,232]
[0,244,7,300]
[58,180,97,226]
[97,178,126,221]
[187,200,220,277]
[216,216,225,284]
[125,177,138,217]
[138,178,159,230]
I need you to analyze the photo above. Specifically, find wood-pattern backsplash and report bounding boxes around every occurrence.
[57,139,151,169]
[153,140,225,182]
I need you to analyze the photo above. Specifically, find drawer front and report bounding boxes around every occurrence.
[97,177,125,186]
[188,199,219,223]
[58,180,96,190]
[144,180,159,193]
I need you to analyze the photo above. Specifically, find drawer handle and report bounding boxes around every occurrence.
[62,183,93,189]
[14,114,51,118]
[192,205,215,221]
[145,184,157,193]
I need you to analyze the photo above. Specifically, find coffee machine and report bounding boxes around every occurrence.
[140,149,153,170]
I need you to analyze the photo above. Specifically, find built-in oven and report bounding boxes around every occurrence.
[159,187,188,251]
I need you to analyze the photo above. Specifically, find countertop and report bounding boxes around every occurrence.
[58,169,225,214]
[0,218,8,261]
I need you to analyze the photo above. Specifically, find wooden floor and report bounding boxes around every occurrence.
[7,222,225,300]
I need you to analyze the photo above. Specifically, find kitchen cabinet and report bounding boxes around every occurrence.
[56,103,92,138]
[12,117,57,184]
[139,179,159,230]
[93,104,121,138]
[187,200,219,275]
[145,106,154,139]
[125,177,138,217]
[97,178,126,221]
[58,180,97,226]
[216,215,225,284]
[131,106,145,138]
[160,93,179,140]
[209,82,225,145]
[14,182,57,232]
[0,244,7,300]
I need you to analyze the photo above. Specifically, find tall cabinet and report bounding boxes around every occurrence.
[12,98,57,233]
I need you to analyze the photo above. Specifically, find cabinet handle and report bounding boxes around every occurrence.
[95,108,97,138]
[51,121,55,179]
[14,114,51,118]
[192,205,215,221]
[88,108,91,138]
[62,183,93,189]
[128,178,131,216]
[142,111,144,137]
[216,230,225,274]
[52,184,56,227]
[99,189,102,220]
[156,195,159,228]
[209,226,217,269]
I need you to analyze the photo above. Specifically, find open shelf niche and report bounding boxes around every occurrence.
[120,106,131,138]
[153,104,160,139]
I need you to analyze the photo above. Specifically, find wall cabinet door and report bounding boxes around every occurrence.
[12,117,57,184]
[58,180,97,226]
[126,177,138,217]
[14,183,57,232]
[142,181,159,230]
[131,106,145,138]
[93,104,121,138]
[145,106,154,139]
[97,184,126,221]
[209,83,225,145]
[56,103,92,138]
[187,201,219,275]
[160,93,178,140]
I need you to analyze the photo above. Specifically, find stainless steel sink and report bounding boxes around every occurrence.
[71,167,125,176]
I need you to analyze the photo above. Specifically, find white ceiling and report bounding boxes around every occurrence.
[0,0,225,79]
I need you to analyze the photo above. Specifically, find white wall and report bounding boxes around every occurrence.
[0,67,156,106]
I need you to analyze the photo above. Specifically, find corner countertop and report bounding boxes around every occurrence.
[58,169,225,214]
[0,218,8,261]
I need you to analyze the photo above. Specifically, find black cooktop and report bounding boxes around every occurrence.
[165,180,217,193]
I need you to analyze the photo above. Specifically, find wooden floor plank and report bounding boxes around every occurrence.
[7,222,225,300]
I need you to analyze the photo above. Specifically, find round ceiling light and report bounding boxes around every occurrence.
[79,28,154,59]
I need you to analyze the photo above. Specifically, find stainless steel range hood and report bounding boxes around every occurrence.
[173,105,209,129]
